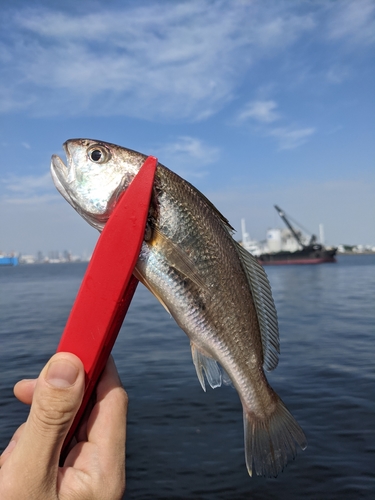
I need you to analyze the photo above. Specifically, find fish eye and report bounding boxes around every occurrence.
[87,145,111,164]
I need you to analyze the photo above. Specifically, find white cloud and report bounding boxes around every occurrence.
[0,1,317,120]
[0,172,57,203]
[236,98,315,149]
[0,85,35,113]
[238,100,280,123]
[156,136,220,179]
[327,0,375,46]
[268,126,316,150]
[159,136,219,164]
[326,65,350,84]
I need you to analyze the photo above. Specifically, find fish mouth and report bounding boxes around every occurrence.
[50,142,73,204]
[50,144,106,230]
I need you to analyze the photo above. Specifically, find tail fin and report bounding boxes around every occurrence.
[243,396,307,477]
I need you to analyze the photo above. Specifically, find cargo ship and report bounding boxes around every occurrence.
[241,206,337,266]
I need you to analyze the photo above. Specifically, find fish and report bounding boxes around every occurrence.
[51,138,307,477]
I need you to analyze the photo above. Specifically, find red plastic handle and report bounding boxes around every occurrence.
[57,156,157,459]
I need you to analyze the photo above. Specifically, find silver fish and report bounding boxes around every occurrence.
[51,139,307,477]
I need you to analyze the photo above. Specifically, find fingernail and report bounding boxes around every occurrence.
[46,359,79,388]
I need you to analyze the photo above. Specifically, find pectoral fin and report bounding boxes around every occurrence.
[150,225,210,296]
[133,267,172,315]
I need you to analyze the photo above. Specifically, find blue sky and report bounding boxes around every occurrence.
[0,0,374,255]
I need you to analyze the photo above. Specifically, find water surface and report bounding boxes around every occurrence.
[0,255,374,499]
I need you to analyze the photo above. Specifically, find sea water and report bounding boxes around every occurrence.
[0,255,374,499]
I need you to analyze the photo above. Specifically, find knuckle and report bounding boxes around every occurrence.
[33,390,75,428]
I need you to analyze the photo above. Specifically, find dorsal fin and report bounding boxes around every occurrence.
[235,242,280,371]
[159,164,235,235]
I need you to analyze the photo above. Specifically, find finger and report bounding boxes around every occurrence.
[87,356,128,448]
[14,378,37,404]
[74,392,95,444]
[5,353,85,494]
[57,358,127,500]
[85,357,127,488]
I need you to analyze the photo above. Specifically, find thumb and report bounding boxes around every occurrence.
[12,353,85,486]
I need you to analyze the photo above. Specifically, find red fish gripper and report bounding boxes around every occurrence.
[56,155,157,460]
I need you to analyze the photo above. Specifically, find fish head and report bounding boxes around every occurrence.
[51,139,147,230]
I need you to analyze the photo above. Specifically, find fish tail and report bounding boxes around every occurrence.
[243,396,307,477]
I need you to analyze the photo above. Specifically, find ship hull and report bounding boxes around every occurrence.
[0,256,19,266]
[258,246,337,266]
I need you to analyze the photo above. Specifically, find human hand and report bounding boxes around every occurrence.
[0,353,127,500]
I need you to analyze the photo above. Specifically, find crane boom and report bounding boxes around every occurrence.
[274,205,305,248]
